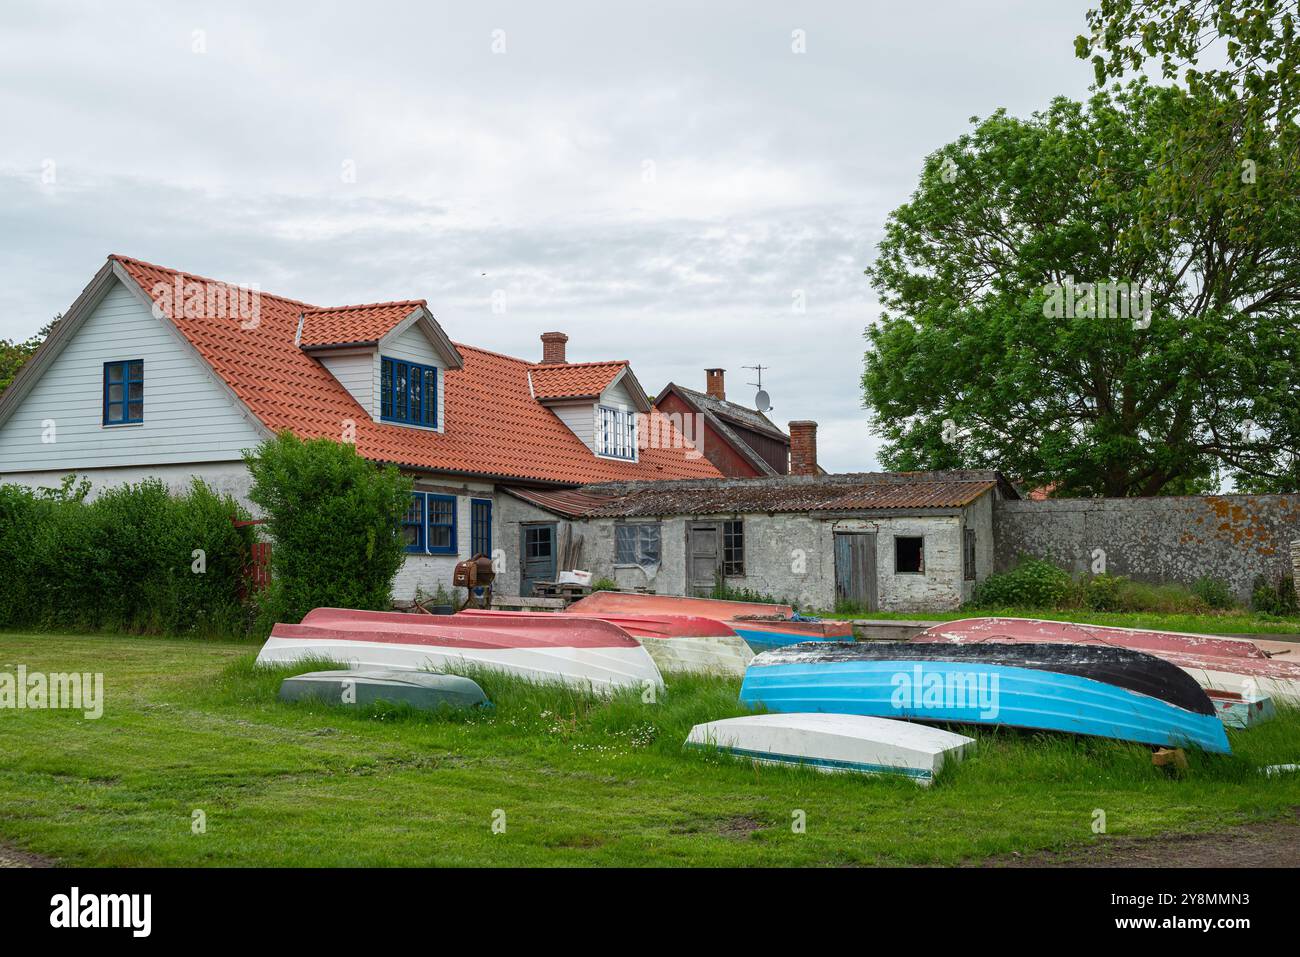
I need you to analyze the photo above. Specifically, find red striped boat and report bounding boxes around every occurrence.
[256,607,663,692]
[565,592,852,650]
[457,609,753,675]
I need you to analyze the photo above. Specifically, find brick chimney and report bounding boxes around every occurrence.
[789,420,818,476]
[705,368,725,401]
[540,331,568,364]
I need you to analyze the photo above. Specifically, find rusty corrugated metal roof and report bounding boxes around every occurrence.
[503,475,999,518]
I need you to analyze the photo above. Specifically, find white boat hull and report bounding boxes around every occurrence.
[255,635,663,693]
[637,635,754,677]
[685,713,974,785]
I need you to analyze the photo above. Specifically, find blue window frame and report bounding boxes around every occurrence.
[381,357,438,427]
[425,493,458,555]
[470,498,492,558]
[402,493,426,553]
[103,359,144,425]
[597,406,636,459]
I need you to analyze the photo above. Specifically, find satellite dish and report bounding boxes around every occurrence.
[754,389,772,412]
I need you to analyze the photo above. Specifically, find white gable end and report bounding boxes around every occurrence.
[0,277,266,475]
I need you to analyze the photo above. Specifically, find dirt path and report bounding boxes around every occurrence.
[991,808,1300,867]
[0,842,52,868]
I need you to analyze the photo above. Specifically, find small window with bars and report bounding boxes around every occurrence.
[722,520,744,576]
[963,528,976,581]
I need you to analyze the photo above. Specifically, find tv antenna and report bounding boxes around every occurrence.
[744,364,772,412]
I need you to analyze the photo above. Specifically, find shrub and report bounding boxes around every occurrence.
[1191,575,1235,610]
[245,431,412,629]
[1252,574,1299,616]
[590,577,619,592]
[0,475,254,636]
[970,556,1076,608]
[710,573,786,607]
[1082,573,1126,611]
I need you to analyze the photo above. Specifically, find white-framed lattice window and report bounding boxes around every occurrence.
[597,406,637,460]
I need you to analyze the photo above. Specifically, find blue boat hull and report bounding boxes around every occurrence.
[740,658,1231,753]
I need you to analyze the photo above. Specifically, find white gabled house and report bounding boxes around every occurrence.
[0,255,720,599]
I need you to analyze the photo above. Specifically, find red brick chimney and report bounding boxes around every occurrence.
[540,331,568,364]
[789,420,818,476]
[705,368,725,401]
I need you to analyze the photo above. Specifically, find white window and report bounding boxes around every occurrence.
[597,406,637,459]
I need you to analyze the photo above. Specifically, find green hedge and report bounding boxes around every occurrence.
[244,432,412,630]
[0,476,255,636]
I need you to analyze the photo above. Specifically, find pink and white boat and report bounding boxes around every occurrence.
[565,591,853,651]
[256,607,663,693]
[457,609,753,676]
[913,617,1300,705]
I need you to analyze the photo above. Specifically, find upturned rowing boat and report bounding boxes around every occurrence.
[456,609,753,676]
[256,607,663,693]
[565,591,852,650]
[739,641,1230,753]
[686,713,974,785]
[913,617,1300,705]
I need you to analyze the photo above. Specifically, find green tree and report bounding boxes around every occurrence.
[0,317,58,395]
[244,431,412,626]
[863,81,1300,496]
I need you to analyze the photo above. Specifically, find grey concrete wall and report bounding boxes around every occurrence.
[994,495,1300,600]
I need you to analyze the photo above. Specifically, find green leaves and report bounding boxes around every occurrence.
[864,79,1300,495]
[244,431,413,627]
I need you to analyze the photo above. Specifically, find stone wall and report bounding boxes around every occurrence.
[994,495,1300,600]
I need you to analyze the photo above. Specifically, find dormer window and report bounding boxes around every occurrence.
[381,357,438,427]
[597,405,637,460]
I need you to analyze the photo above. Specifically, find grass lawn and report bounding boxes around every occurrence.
[823,607,1300,635]
[2,630,1299,867]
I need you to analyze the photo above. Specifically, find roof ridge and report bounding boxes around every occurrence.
[109,254,318,308]
[531,359,629,370]
[304,300,426,314]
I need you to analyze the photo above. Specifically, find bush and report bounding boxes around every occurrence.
[0,475,255,636]
[709,573,787,607]
[1191,576,1235,610]
[1082,573,1126,611]
[245,431,412,629]
[970,556,1077,608]
[1252,574,1299,616]
[590,577,619,592]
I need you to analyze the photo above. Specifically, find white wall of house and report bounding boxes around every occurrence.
[391,479,499,601]
[0,461,257,505]
[317,350,374,417]
[0,278,266,476]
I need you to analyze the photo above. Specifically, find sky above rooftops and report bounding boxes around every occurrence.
[0,1,1096,472]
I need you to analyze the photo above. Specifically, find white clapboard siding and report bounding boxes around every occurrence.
[375,323,447,432]
[318,351,374,417]
[550,400,597,451]
[0,278,266,474]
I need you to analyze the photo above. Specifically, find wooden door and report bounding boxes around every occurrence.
[834,531,877,611]
[521,523,557,596]
[686,522,721,597]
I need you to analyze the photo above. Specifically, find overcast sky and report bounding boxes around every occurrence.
[0,1,1099,472]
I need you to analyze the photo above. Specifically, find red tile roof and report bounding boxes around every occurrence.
[530,361,626,400]
[111,255,720,484]
[299,301,425,348]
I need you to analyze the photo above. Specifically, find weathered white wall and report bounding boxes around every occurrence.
[0,278,266,474]
[496,492,983,612]
[0,461,257,506]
